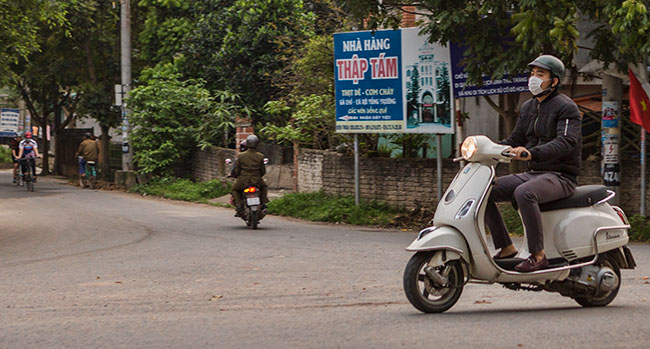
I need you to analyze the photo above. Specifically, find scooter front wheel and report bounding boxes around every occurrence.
[403,251,464,313]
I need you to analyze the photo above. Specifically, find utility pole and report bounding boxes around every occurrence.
[602,74,622,205]
[120,0,133,171]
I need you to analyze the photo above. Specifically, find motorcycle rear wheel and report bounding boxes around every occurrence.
[573,255,621,307]
[251,210,258,229]
[403,251,464,313]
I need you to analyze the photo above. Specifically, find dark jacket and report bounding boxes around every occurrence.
[500,89,582,182]
[232,149,266,180]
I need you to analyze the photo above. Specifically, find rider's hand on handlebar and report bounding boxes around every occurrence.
[511,146,531,161]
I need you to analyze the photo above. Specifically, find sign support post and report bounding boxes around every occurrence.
[436,134,443,201]
[354,134,360,206]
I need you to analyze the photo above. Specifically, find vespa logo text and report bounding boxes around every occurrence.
[605,232,621,240]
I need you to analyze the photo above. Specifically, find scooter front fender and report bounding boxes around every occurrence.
[406,226,470,264]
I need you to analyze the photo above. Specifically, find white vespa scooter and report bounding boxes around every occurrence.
[403,135,637,313]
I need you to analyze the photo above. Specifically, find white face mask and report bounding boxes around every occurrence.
[528,76,550,96]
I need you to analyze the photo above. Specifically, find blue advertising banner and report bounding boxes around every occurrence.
[334,30,403,133]
[0,108,19,137]
[334,28,454,134]
[449,43,528,98]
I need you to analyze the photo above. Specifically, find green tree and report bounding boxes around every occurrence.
[137,0,198,65]
[342,0,581,135]
[184,0,315,120]
[577,0,650,75]
[10,2,84,175]
[261,94,335,149]
[129,62,245,176]
[0,0,67,81]
[70,0,121,177]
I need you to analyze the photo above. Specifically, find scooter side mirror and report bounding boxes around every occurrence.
[225,158,232,165]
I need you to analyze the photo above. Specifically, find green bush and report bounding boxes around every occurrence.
[0,146,12,163]
[628,214,650,242]
[130,177,231,204]
[498,203,525,236]
[267,191,405,226]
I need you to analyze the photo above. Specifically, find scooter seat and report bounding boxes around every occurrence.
[512,185,610,212]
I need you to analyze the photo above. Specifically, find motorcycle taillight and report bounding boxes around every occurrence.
[613,206,629,225]
[244,187,257,193]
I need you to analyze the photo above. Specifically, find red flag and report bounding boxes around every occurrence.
[629,68,650,132]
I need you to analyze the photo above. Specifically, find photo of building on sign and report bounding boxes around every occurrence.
[404,41,452,130]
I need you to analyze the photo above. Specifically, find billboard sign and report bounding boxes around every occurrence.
[0,108,19,137]
[334,28,454,134]
[449,43,528,98]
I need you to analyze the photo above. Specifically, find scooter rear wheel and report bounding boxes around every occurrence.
[403,251,464,313]
[573,255,621,307]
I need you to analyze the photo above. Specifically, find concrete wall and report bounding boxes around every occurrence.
[297,149,323,192]
[193,146,292,189]
[297,148,648,215]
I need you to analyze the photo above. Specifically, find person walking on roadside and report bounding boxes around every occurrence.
[10,133,22,183]
[76,132,99,179]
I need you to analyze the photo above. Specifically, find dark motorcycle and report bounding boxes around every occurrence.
[225,158,268,229]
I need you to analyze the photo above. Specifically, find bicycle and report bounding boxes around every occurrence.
[19,158,35,192]
[79,157,97,189]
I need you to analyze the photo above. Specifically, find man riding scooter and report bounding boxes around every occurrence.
[231,134,269,217]
[486,54,582,272]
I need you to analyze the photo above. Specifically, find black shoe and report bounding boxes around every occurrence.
[12,177,16,183]
[234,211,242,217]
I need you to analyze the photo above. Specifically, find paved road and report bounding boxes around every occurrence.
[1,170,649,348]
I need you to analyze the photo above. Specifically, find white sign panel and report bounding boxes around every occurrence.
[1,108,20,135]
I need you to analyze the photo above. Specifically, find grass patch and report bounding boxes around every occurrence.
[0,145,12,164]
[267,191,406,226]
[130,177,231,204]
[498,203,525,236]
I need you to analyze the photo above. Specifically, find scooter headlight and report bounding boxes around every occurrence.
[461,137,477,160]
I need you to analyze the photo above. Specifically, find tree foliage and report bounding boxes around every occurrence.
[0,0,67,81]
[129,62,246,175]
[261,94,335,149]
[183,0,315,118]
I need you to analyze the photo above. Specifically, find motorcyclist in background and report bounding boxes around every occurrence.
[231,135,268,217]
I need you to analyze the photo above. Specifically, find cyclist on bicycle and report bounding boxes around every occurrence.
[10,133,22,183]
[15,131,41,182]
[76,132,99,179]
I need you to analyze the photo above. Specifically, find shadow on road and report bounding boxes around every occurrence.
[0,179,63,199]
[404,304,629,317]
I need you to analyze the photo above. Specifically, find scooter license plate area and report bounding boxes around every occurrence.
[246,197,261,206]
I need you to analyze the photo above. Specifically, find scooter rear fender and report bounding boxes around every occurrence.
[406,226,470,265]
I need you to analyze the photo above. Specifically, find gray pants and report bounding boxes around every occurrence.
[486,171,576,254]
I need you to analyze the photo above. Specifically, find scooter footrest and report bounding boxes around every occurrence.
[494,258,525,270]
[495,257,568,271]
